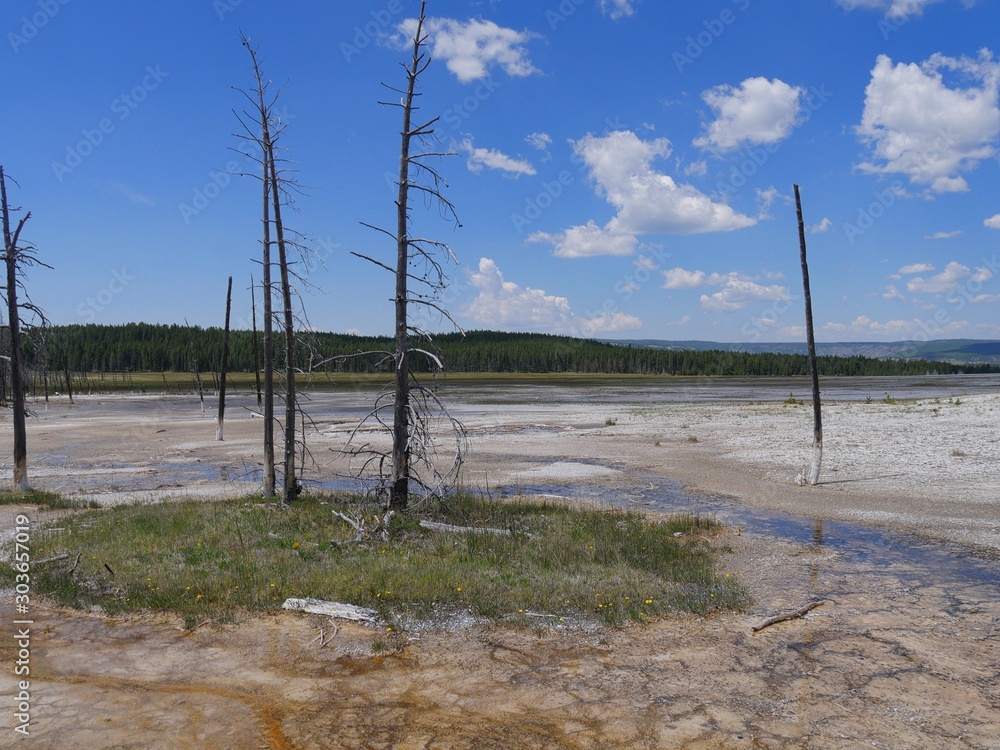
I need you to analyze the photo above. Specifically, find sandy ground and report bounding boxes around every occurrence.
[0,387,998,748]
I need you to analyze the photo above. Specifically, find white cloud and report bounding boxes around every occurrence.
[837,0,959,19]
[755,186,782,219]
[694,77,804,153]
[684,160,708,177]
[600,0,637,19]
[460,138,536,176]
[883,283,906,300]
[663,267,707,289]
[972,267,994,283]
[699,273,790,312]
[899,262,935,274]
[810,217,833,233]
[530,131,754,257]
[906,260,972,293]
[398,17,540,83]
[633,254,658,270]
[985,213,1000,228]
[828,315,968,337]
[525,132,552,156]
[528,220,638,258]
[462,257,641,335]
[970,294,1000,303]
[925,230,963,239]
[856,51,1000,193]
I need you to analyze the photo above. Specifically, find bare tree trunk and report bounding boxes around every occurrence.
[250,273,262,411]
[265,141,298,504]
[2,222,28,488]
[794,184,822,485]
[261,159,276,496]
[1,166,35,492]
[388,3,431,512]
[64,360,73,404]
[217,276,233,441]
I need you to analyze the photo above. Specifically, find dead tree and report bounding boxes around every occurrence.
[217,276,233,441]
[236,34,314,503]
[1,166,50,491]
[250,273,262,410]
[348,0,465,510]
[794,184,822,486]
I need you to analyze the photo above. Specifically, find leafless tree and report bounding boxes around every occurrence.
[794,184,822,486]
[347,0,465,511]
[1,166,51,491]
[236,33,319,504]
[217,276,233,441]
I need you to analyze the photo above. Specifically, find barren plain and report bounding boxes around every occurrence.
[0,376,997,748]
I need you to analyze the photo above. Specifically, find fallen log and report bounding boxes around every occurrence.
[752,599,827,633]
[419,519,518,537]
[282,597,379,623]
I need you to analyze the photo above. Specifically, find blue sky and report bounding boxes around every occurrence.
[2,0,999,343]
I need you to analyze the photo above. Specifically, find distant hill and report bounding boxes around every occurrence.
[600,339,1000,365]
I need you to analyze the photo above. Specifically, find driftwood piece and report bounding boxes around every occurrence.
[419,520,514,536]
[282,597,379,623]
[33,553,69,565]
[752,599,827,633]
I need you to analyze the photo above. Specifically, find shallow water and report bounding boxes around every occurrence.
[498,470,1000,593]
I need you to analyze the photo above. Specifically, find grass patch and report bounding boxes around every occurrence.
[0,489,99,511]
[10,494,747,630]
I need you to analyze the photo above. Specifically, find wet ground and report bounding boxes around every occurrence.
[0,379,998,747]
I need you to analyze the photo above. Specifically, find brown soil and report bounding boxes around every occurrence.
[1,393,998,748]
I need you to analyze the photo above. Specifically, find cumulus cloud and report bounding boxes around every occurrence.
[460,139,536,176]
[397,17,540,83]
[899,262,935,274]
[836,0,968,19]
[528,220,638,259]
[524,132,552,161]
[663,267,708,289]
[925,230,963,239]
[826,315,968,337]
[698,273,791,312]
[694,77,804,153]
[530,131,754,257]
[906,260,975,293]
[810,217,833,233]
[984,213,1000,228]
[856,51,1000,193]
[462,258,642,335]
[883,283,906,300]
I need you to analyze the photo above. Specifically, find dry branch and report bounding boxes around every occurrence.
[751,599,827,633]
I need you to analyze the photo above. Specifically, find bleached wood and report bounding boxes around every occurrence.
[282,597,379,623]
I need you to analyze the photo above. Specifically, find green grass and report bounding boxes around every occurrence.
[0,489,99,510]
[9,493,747,630]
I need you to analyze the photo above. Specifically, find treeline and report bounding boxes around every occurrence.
[10,323,997,378]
